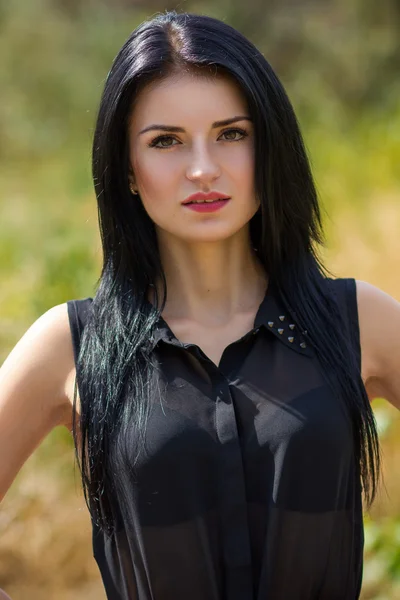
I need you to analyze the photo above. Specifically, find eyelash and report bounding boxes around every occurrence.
[147,127,249,150]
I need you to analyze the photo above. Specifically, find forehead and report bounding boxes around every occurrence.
[129,73,248,130]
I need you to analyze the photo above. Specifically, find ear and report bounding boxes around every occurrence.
[127,166,137,189]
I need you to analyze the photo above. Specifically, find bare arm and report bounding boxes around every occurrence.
[0,304,75,600]
[0,303,74,502]
[356,280,400,410]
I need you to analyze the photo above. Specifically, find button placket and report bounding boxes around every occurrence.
[214,376,253,598]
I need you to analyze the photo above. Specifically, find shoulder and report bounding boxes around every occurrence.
[12,302,74,372]
[354,280,400,409]
[0,303,76,437]
[29,302,80,427]
[36,302,75,365]
[41,302,84,429]
[33,303,77,419]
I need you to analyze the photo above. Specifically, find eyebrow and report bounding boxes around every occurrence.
[138,116,253,135]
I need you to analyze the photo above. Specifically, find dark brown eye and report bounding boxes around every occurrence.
[148,135,178,149]
[147,127,248,150]
[220,128,248,141]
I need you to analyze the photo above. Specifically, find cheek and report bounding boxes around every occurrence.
[223,145,254,181]
[133,162,178,223]
[133,154,177,198]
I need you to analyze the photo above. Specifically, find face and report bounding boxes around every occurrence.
[127,72,258,244]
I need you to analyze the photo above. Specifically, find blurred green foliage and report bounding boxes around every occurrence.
[0,1,399,598]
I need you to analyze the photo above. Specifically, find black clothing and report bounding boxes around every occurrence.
[67,277,364,600]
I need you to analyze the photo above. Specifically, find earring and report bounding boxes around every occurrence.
[129,184,139,196]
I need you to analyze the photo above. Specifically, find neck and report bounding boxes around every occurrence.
[148,230,268,327]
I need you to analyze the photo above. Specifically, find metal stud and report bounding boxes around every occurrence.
[289,324,295,330]
[303,330,308,335]
[268,321,274,327]
[278,328,284,334]
[300,342,307,348]
[279,315,285,321]
[288,336,294,343]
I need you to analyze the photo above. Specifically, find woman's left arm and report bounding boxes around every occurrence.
[356,280,400,410]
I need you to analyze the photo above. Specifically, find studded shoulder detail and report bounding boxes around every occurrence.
[266,317,312,356]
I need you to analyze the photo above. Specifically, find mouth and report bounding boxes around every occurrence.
[182,191,231,205]
[183,198,231,212]
[185,198,230,204]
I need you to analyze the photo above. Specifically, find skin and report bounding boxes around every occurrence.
[356,280,400,409]
[127,72,268,328]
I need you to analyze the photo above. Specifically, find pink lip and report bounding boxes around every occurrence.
[182,191,231,204]
[183,199,230,213]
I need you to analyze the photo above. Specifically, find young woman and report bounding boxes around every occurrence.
[1,10,399,600]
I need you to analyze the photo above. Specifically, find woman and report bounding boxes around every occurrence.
[1,10,399,600]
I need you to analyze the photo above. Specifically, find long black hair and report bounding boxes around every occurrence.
[72,10,381,535]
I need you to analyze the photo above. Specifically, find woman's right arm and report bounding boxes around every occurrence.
[0,303,75,599]
[0,303,74,502]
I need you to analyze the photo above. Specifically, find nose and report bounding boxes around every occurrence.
[185,140,221,185]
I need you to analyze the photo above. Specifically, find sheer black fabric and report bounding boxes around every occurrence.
[67,277,364,600]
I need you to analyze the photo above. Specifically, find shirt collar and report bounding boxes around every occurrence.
[148,279,313,357]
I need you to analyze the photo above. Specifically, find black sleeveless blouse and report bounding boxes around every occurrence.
[67,277,364,600]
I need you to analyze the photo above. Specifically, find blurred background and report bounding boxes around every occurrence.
[0,0,399,598]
